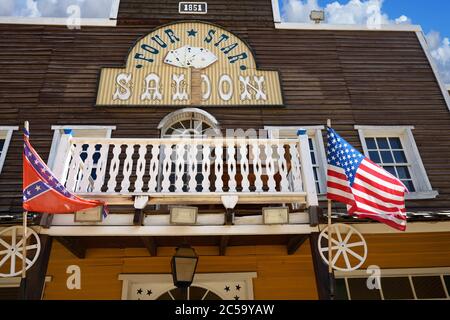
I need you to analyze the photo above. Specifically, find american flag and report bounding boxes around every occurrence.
[326,127,408,231]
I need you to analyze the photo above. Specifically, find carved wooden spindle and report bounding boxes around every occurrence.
[121,144,135,192]
[175,143,185,192]
[265,143,276,192]
[78,143,96,193]
[278,143,289,192]
[161,144,173,193]
[289,143,303,192]
[252,142,263,192]
[148,144,160,192]
[227,140,237,192]
[214,141,224,192]
[202,144,211,192]
[93,143,109,193]
[188,143,198,192]
[107,144,122,193]
[134,144,147,193]
[65,143,84,192]
[239,139,250,192]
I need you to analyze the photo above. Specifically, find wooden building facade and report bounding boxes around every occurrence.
[1,0,450,300]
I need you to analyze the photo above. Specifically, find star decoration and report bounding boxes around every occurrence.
[187,29,198,37]
[235,284,241,291]
[147,290,152,296]
[137,288,143,295]
[224,286,230,292]
[234,295,240,300]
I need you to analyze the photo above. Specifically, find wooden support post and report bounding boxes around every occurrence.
[20,235,53,300]
[225,209,234,225]
[309,232,334,300]
[133,209,145,226]
[219,236,230,256]
[287,234,308,255]
[55,236,86,259]
[39,214,54,229]
[308,206,322,227]
[140,236,157,256]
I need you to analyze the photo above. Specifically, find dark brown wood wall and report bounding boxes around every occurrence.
[1,0,450,214]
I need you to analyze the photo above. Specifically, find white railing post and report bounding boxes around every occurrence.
[297,129,319,207]
[52,129,74,184]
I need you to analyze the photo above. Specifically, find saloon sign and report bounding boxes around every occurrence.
[96,22,283,106]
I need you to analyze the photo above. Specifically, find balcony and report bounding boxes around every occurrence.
[52,134,318,210]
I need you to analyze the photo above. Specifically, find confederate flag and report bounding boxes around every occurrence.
[23,127,108,215]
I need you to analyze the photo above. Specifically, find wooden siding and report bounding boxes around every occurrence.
[0,0,450,214]
[43,240,318,300]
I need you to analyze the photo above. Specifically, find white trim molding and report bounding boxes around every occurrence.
[416,31,450,112]
[37,224,319,237]
[265,125,327,195]
[119,273,257,300]
[355,125,438,200]
[47,125,116,169]
[275,22,422,32]
[271,0,281,23]
[0,126,18,174]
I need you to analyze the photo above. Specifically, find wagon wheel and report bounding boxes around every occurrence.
[0,226,41,278]
[317,223,367,272]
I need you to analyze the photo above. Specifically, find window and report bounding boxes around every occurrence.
[335,268,450,300]
[48,126,116,170]
[0,126,18,174]
[355,126,437,199]
[265,126,327,195]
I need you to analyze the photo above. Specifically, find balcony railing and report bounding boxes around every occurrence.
[52,134,318,208]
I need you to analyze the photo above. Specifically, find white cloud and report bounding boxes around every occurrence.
[426,31,450,83]
[0,0,15,16]
[281,0,410,27]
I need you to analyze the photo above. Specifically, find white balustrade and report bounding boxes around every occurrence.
[61,137,316,206]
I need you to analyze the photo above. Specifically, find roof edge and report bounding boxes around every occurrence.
[275,22,422,32]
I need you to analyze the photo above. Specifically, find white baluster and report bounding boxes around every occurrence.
[214,140,224,192]
[202,144,211,192]
[134,144,147,193]
[65,143,83,192]
[78,144,96,193]
[252,142,263,192]
[265,143,276,192]
[161,143,173,192]
[227,140,237,192]
[121,144,135,192]
[188,143,198,192]
[289,143,303,192]
[175,143,185,192]
[239,139,250,192]
[107,144,121,193]
[278,143,289,192]
[298,131,319,207]
[93,143,109,193]
[148,144,160,192]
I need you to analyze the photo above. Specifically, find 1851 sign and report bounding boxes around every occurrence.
[96,22,284,107]
[179,2,207,14]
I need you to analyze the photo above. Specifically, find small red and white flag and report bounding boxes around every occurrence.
[326,127,408,231]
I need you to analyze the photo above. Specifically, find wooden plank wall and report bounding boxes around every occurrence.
[0,0,450,214]
[43,240,318,300]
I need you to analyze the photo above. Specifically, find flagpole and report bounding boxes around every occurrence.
[327,119,335,300]
[22,122,29,285]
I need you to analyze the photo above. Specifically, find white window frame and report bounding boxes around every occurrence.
[335,267,450,301]
[355,125,438,200]
[0,126,18,174]
[47,125,116,170]
[0,0,120,27]
[119,272,257,300]
[265,125,327,195]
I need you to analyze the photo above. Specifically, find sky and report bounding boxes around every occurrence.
[0,0,449,83]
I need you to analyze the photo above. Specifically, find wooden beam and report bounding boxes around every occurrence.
[308,206,322,227]
[219,236,230,256]
[140,236,157,256]
[287,234,308,255]
[309,232,334,300]
[133,209,144,226]
[55,236,86,259]
[39,213,54,229]
[20,235,53,300]
[225,209,234,225]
